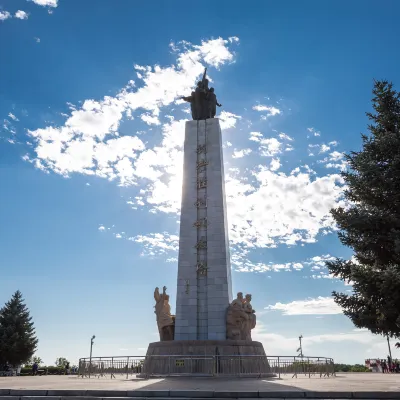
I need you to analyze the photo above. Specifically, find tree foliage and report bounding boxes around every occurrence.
[25,355,43,367]
[55,357,69,368]
[327,80,400,338]
[0,291,38,366]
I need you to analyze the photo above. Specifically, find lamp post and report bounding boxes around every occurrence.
[88,335,95,378]
[298,335,304,357]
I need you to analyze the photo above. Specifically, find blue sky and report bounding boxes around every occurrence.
[1,0,400,366]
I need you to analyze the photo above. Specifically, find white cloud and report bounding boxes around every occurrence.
[129,232,179,257]
[258,137,282,157]
[25,38,238,187]
[219,111,241,129]
[233,252,337,274]
[269,158,281,171]
[0,11,11,21]
[98,225,105,231]
[253,104,281,117]
[224,167,345,249]
[8,113,19,121]
[22,37,347,256]
[266,296,342,315]
[329,151,344,161]
[249,131,263,142]
[140,113,160,126]
[278,132,293,141]
[15,10,28,19]
[319,151,347,171]
[30,0,58,7]
[252,324,395,363]
[34,37,40,43]
[233,257,304,273]
[320,144,330,153]
[307,127,320,137]
[232,148,252,158]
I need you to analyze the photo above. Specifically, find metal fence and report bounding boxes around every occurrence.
[78,355,335,378]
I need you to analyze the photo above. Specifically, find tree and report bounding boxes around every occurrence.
[327,80,400,338]
[0,291,38,366]
[55,357,69,368]
[32,356,43,365]
[25,356,43,367]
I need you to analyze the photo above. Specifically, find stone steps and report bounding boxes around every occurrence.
[0,391,399,399]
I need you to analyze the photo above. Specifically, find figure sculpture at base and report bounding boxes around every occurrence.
[154,286,175,341]
[226,292,257,341]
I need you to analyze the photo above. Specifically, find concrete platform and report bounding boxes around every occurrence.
[142,341,272,377]
[0,373,399,395]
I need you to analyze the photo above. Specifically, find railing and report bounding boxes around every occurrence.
[78,355,335,378]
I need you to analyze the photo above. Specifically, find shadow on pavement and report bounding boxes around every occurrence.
[131,376,308,392]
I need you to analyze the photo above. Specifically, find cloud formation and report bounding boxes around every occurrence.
[25,37,239,186]
[266,296,342,315]
[0,11,11,21]
[15,10,28,19]
[253,104,281,116]
[31,0,58,7]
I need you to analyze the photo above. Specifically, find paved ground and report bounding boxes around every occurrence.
[0,373,399,392]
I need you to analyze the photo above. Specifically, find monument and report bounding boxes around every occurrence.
[142,69,271,376]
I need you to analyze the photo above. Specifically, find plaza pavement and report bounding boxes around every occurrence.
[0,373,399,392]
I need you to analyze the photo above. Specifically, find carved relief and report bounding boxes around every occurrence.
[194,239,207,249]
[197,178,207,189]
[196,144,207,154]
[196,262,208,276]
[194,197,207,208]
[193,218,208,228]
[197,159,209,170]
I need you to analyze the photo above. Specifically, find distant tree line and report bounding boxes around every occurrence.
[334,364,370,373]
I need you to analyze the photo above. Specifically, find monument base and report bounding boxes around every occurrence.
[140,340,274,377]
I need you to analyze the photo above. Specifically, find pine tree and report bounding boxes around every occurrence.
[327,80,400,338]
[0,291,38,366]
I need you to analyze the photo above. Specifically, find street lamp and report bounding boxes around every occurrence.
[88,335,95,378]
[297,335,304,357]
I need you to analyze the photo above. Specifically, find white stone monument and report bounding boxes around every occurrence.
[142,70,272,377]
[174,118,233,341]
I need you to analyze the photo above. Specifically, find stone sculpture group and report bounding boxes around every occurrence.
[226,292,257,341]
[154,288,256,342]
[181,68,222,120]
[154,286,175,341]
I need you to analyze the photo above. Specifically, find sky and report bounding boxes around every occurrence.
[1,0,400,367]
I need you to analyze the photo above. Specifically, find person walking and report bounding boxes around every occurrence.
[32,362,38,376]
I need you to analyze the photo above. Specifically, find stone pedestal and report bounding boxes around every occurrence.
[141,340,273,377]
[175,119,233,341]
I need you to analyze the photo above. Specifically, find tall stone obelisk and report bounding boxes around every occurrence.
[142,70,272,378]
[174,118,233,341]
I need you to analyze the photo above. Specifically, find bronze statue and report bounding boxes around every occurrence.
[207,88,222,118]
[181,68,222,120]
[154,286,175,341]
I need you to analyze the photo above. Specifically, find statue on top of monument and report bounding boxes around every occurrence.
[226,292,257,341]
[154,286,175,341]
[181,68,222,120]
